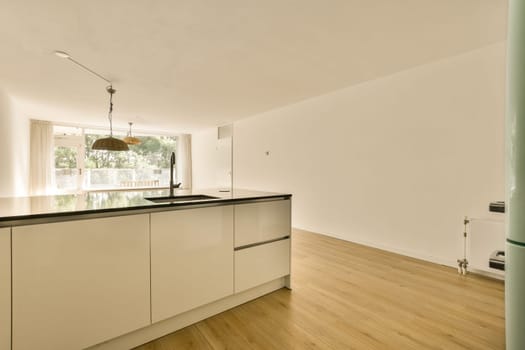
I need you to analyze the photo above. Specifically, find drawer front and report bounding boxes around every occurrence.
[234,199,291,247]
[235,238,290,293]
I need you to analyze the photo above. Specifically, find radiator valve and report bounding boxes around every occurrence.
[458,216,469,275]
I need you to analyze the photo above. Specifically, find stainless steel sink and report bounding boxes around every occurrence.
[144,194,219,203]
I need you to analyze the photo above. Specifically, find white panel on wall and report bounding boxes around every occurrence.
[232,43,506,266]
[192,127,218,189]
[192,125,232,190]
[216,137,232,189]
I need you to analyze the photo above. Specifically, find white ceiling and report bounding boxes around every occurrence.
[0,0,507,133]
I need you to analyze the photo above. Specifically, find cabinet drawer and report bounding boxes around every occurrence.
[234,199,291,247]
[235,238,290,293]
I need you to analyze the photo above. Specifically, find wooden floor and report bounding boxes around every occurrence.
[135,229,505,350]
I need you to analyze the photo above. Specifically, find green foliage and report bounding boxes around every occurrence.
[55,146,77,168]
[84,134,177,169]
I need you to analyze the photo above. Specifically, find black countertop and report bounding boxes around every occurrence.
[0,188,291,227]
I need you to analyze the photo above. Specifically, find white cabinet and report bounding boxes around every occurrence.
[0,228,10,350]
[151,206,234,323]
[234,199,292,293]
[6,197,291,349]
[234,199,291,247]
[235,238,290,293]
[12,215,151,350]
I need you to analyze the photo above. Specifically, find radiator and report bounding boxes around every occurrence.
[468,217,505,277]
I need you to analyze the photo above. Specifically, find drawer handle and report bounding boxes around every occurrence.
[234,236,290,251]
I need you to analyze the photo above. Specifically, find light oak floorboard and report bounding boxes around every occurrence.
[135,229,505,350]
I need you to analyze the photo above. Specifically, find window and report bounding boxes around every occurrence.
[53,125,177,193]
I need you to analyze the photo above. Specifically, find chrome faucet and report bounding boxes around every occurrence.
[169,152,181,196]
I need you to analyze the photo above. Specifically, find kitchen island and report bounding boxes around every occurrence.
[0,189,292,350]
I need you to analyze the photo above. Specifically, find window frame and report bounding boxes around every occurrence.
[54,133,85,193]
[52,123,177,193]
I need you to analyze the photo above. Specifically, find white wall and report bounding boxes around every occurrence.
[233,43,506,265]
[0,90,29,197]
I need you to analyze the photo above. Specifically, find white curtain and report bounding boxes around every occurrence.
[176,134,192,189]
[29,120,54,195]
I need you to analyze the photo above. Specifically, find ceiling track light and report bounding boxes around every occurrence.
[54,50,112,83]
[54,50,129,151]
[54,50,70,59]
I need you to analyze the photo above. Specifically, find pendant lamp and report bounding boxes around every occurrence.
[54,50,129,151]
[92,86,129,151]
[123,122,141,145]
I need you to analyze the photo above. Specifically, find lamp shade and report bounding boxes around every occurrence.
[123,122,141,145]
[123,136,141,145]
[92,136,129,151]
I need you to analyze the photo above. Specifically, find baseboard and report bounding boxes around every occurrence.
[87,277,287,350]
[293,227,458,269]
[469,268,505,281]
